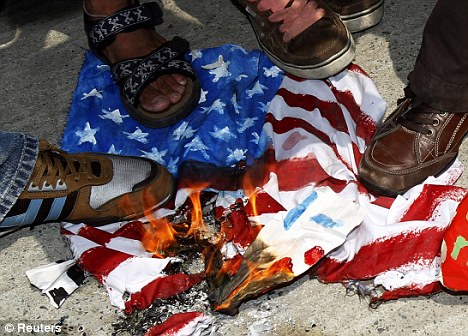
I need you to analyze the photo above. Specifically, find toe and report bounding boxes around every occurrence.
[140,87,171,112]
[139,74,189,113]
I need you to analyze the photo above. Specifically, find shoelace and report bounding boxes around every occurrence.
[397,92,446,136]
[247,0,325,42]
[31,142,97,190]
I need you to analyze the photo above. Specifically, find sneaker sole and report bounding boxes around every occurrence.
[0,166,176,234]
[340,0,384,33]
[0,188,174,237]
[255,26,356,79]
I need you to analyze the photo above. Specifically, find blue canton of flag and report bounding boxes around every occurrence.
[62,44,283,176]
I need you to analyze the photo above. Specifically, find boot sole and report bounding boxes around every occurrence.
[340,0,384,33]
[359,155,459,198]
[256,27,356,79]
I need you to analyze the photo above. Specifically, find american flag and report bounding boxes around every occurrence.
[28,47,467,335]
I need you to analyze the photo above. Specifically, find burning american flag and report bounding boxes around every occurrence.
[27,47,467,335]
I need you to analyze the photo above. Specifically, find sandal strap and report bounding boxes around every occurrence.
[112,59,142,81]
[120,37,196,107]
[86,1,163,53]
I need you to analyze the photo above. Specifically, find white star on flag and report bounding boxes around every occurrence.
[99,108,129,124]
[263,66,282,78]
[189,49,203,61]
[258,101,269,113]
[124,127,149,144]
[237,117,258,133]
[107,144,121,155]
[226,148,247,163]
[75,122,98,145]
[139,147,168,164]
[184,136,210,159]
[81,88,103,100]
[167,157,180,174]
[235,74,248,82]
[210,126,236,141]
[201,99,226,114]
[201,55,231,83]
[199,89,208,104]
[231,93,241,114]
[172,121,197,140]
[246,81,268,98]
[250,132,261,144]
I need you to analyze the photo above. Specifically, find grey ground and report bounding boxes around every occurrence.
[0,0,467,335]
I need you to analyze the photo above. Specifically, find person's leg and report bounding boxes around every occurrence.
[409,0,468,112]
[358,0,468,196]
[0,131,39,223]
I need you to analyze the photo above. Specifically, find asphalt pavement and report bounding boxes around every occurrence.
[0,0,467,335]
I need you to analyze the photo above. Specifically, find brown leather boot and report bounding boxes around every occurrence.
[358,94,468,197]
[235,0,355,79]
[325,0,384,32]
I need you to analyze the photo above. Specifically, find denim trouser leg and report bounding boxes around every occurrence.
[409,0,468,112]
[0,131,38,223]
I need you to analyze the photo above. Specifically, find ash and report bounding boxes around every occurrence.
[112,192,219,336]
[112,281,212,336]
[112,190,242,335]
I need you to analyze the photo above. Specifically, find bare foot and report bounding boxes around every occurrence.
[84,0,187,113]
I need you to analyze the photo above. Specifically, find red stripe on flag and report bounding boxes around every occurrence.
[79,246,132,282]
[263,149,333,191]
[125,273,205,313]
[266,113,335,149]
[371,196,395,209]
[326,83,377,143]
[399,185,467,222]
[112,221,147,241]
[244,189,286,216]
[76,225,113,245]
[144,312,204,336]
[276,88,350,134]
[373,282,442,304]
[347,64,370,77]
[317,227,446,282]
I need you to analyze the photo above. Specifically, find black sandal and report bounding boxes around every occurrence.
[84,1,200,128]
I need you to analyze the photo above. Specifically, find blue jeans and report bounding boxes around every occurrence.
[0,131,38,224]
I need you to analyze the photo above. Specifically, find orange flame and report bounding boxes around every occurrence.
[214,257,295,312]
[142,217,178,256]
[139,189,179,256]
[186,186,207,237]
[242,161,272,218]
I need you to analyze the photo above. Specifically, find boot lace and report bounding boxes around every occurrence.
[397,88,446,136]
[30,142,98,190]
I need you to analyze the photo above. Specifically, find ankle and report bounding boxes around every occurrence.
[83,0,134,17]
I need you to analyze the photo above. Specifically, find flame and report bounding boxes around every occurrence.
[213,256,295,313]
[139,189,179,256]
[186,186,206,237]
[242,160,272,219]
[142,217,178,256]
[140,183,211,256]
